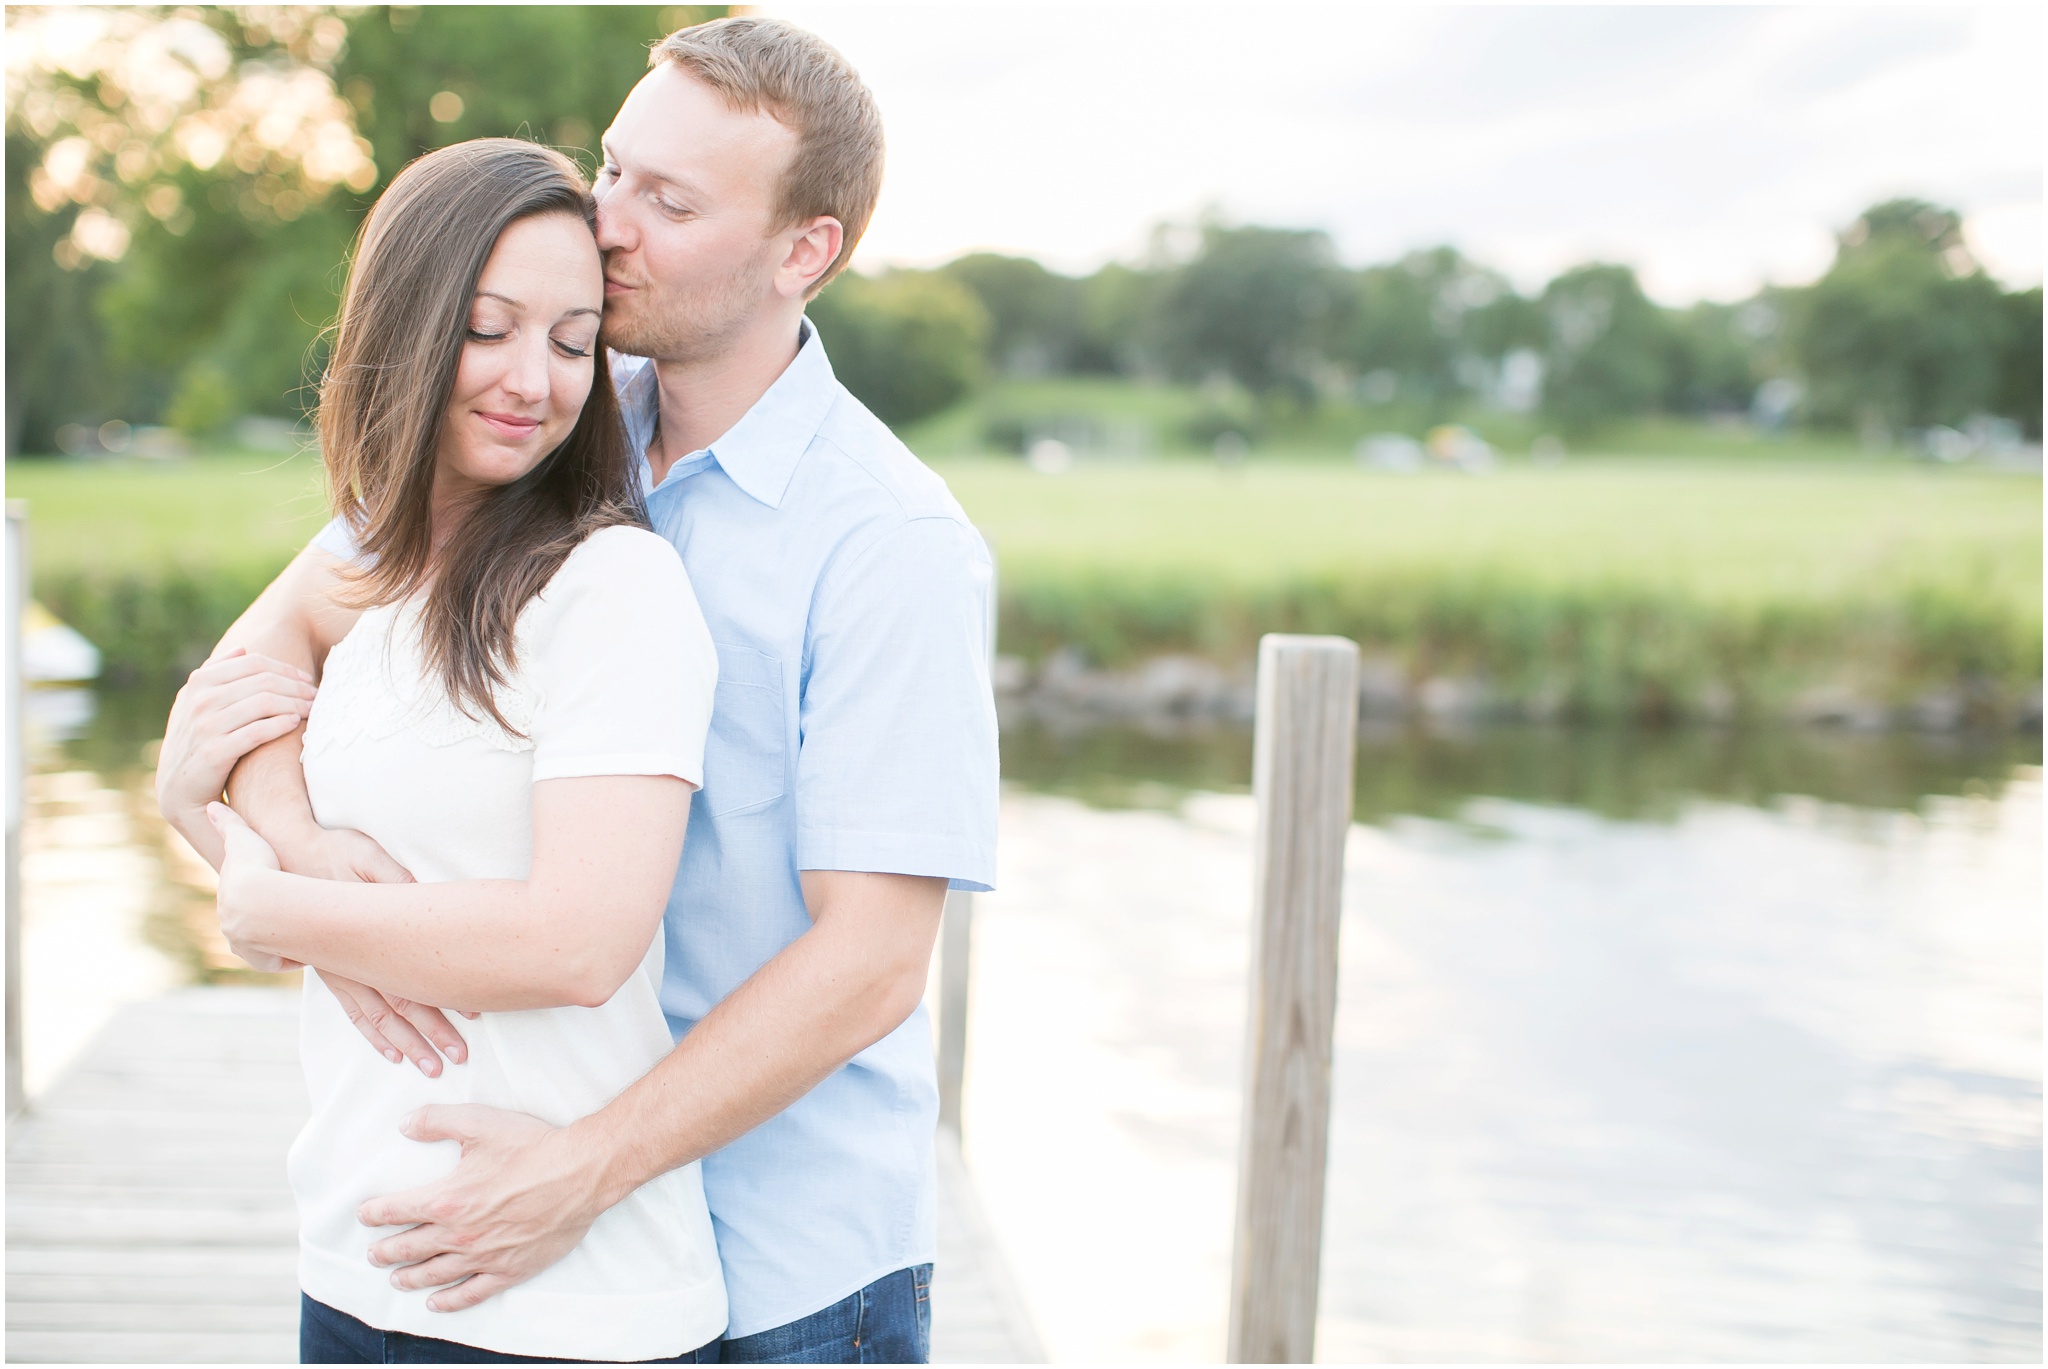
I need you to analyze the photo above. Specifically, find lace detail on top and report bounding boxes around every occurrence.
[303,601,533,758]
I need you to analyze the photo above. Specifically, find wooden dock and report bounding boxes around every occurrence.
[6,987,1043,1364]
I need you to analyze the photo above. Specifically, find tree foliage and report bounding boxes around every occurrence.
[6,4,722,452]
[1537,264,1670,430]
[6,13,2039,452]
[1152,224,1348,399]
[1789,199,2011,434]
[1344,247,1526,413]
[807,269,989,426]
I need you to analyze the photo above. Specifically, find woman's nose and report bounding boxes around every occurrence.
[502,338,551,402]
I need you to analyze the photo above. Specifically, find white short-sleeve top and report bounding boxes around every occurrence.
[292,524,725,1361]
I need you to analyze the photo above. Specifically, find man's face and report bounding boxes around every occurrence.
[593,64,799,363]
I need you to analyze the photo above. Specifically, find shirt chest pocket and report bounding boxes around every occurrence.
[701,642,787,817]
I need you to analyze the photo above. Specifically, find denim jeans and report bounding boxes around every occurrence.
[713,1266,931,1364]
[300,1266,931,1365]
[298,1294,719,1364]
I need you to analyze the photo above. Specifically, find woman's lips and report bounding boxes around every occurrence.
[478,411,542,439]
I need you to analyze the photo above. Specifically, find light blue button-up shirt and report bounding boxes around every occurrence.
[317,323,1000,1337]
[617,325,998,1335]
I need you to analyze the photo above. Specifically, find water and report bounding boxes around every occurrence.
[20,689,2042,1361]
[977,719,2041,1362]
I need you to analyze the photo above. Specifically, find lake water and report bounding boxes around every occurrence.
[19,689,2042,1362]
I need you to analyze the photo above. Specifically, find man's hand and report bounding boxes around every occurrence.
[360,1105,608,1312]
[157,648,316,865]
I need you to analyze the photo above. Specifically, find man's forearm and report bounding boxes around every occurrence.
[224,729,322,851]
[573,876,942,1207]
[174,546,344,858]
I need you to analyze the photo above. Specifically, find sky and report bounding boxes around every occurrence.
[759,3,2045,304]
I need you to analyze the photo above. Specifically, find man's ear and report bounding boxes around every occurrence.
[777,216,844,299]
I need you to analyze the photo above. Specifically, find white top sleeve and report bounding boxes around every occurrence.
[310,515,362,561]
[523,525,718,786]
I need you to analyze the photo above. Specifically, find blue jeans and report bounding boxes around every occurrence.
[714,1265,931,1364]
[300,1267,931,1365]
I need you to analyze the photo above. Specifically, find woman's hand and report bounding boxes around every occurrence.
[158,648,317,866]
[205,801,302,974]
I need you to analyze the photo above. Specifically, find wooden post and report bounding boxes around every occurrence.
[936,888,973,1133]
[7,500,27,1121]
[1227,633,1359,1364]
[936,548,997,1136]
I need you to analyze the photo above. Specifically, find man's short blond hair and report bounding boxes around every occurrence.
[652,16,883,294]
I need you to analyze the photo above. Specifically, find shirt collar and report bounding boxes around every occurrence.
[614,318,836,510]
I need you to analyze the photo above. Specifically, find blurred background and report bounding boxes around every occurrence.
[4,4,2040,1363]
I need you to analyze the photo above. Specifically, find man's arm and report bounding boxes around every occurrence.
[358,868,945,1309]
[156,543,471,1074]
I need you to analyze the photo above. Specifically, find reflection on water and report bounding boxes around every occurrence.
[1003,714,2044,820]
[975,718,2041,1362]
[19,690,2043,1361]
[17,686,294,1096]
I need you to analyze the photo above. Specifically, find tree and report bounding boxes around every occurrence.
[1995,287,2042,440]
[1538,263,1669,430]
[1661,301,1761,416]
[1788,198,2007,435]
[941,253,1085,377]
[1343,246,1528,415]
[1152,223,1347,399]
[1075,262,1161,376]
[806,269,990,427]
[5,4,724,452]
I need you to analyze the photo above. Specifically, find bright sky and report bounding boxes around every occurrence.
[760,3,2045,303]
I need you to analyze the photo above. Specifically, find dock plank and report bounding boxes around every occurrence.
[7,987,1043,1363]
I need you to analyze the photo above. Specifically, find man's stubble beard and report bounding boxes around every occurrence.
[599,241,780,366]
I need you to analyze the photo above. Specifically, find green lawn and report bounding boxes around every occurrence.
[935,456,2041,613]
[8,449,329,581]
[15,449,2028,612]
[7,447,2039,719]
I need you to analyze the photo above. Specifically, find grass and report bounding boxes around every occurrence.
[8,448,329,579]
[937,457,2039,610]
[8,449,329,682]
[936,455,2041,720]
[7,440,2040,721]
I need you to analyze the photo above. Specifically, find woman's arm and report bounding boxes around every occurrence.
[210,774,690,1012]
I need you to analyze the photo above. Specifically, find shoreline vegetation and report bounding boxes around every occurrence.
[9,436,2040,732]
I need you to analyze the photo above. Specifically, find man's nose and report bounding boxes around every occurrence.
[593,192,630,253]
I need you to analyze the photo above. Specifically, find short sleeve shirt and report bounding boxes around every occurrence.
[295,527,726,1360]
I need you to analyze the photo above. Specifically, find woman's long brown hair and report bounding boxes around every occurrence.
[319,138,643,734]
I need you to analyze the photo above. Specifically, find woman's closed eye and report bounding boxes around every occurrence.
[466,325,592,359]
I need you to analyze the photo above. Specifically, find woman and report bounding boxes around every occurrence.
[198,139,725,1363]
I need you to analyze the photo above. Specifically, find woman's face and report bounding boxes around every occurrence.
[436,211,605,497]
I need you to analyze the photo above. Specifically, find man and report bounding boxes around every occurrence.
[155,17,997,1363]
